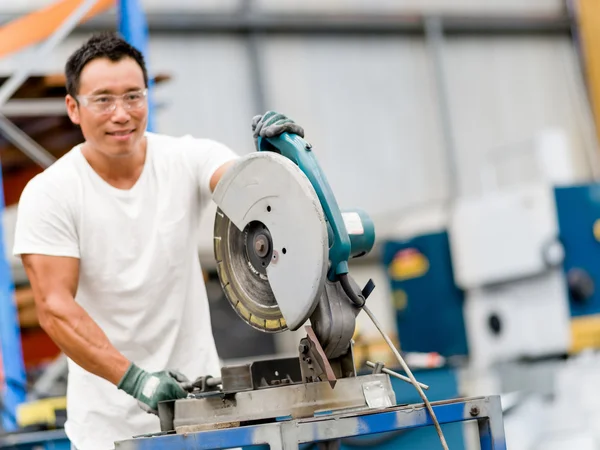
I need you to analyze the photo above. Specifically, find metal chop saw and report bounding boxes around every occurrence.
[156,132,446,446]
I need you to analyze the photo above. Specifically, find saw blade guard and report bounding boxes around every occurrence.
[257,133,356,281]
[213,152,329,331]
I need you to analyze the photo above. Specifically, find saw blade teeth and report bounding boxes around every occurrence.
[213,206,287,333]
[265,319,282,331]
[249,314,266,328]
[235,301,251,321]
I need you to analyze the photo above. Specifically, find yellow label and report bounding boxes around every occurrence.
[593,219,600,242]
[17,396,66,427]
[571,314,600,353]
[389,248,429,281]
[351,335,401,369]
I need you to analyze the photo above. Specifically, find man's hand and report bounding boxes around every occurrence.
[252,111,305,150]
[118,363,189,414]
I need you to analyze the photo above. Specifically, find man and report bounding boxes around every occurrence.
[13,32,304,450]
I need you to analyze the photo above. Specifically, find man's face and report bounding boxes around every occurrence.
[66,57,148,158]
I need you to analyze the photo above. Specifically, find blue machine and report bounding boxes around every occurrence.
[555,184,600,318]
[555,184,600,350]
[381,231,468,358]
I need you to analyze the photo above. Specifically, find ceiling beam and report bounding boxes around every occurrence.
[0,12,574,36]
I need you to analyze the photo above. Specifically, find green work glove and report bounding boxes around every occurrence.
[117,363,189,415]
[252,111,305,151]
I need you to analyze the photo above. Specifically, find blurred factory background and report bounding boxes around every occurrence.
[2,0,600,449]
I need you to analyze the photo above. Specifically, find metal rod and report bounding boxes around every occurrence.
[0,0,99,108]
[365,361,430,390]
[0,114,56,168]
[362,304,449,450]
[425,16,459,205]
[0,99,70,117]
[241,0,267,115]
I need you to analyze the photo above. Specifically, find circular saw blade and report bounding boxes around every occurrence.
[214,208,286,332]
[212,152,329,332]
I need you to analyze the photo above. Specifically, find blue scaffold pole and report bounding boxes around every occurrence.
[117,0,156,132]
[0,165,26,431]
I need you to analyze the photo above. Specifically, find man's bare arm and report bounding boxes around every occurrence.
[209,160,236,193]
[21,254,129,385]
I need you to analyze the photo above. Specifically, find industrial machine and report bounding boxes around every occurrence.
[384,180,600,368]
[111,132,506,450]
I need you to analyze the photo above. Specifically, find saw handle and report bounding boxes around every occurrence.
[258,133,351,280]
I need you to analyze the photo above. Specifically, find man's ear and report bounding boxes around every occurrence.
[65,95,80,125]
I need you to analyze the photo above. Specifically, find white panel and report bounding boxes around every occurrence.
[259,36,447,220]
[464,269,571,369]
[444,37,598,197]
[449,183,559,288]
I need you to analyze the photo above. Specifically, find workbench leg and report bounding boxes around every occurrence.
[278,421,299,450]
[266,441,284,450]
[477,397,507,450]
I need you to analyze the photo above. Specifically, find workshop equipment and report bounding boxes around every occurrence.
[113,131,506,449]
[383,231,469,359]
[555,184,600,352]
[384,183,574,368]
[384,179,600,369]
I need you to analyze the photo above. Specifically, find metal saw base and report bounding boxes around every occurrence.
[116,395,507,450]
[168,373,395,433]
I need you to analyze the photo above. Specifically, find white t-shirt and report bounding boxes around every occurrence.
[13,132,238,450]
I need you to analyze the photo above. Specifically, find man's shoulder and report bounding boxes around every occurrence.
[22,147,82,198]
[147,132,233,155]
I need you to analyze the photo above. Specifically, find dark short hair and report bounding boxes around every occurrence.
[65,31,148,97]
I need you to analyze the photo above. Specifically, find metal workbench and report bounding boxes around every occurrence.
[115,395,506,450]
